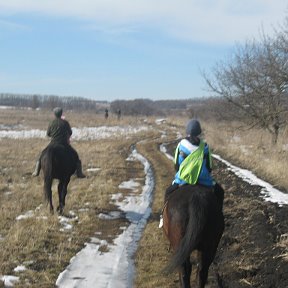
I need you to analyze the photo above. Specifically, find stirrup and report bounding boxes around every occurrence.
[159,215,163,228]
[32,169,40,177]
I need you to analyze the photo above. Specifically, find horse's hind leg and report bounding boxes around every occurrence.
[57,181,64,214]
[44,179,54,214]
[197,250,215,288]
[62,179,69,208]
[179,258,192,288]
[57,179,69,215]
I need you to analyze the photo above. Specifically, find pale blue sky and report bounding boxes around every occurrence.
[0,1,287,101]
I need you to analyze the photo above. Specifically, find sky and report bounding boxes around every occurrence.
[0,1,287,101]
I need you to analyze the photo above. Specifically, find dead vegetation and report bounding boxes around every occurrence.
[0,108,160,287]
[0,109,287,287]
[204,120,288,192]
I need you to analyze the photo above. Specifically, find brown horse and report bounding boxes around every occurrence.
[162,184,224,288]
[40,144,78,214]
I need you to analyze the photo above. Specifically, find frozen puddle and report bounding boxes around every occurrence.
[56,148,154,288]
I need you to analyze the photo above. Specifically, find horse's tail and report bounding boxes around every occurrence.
[164,196,208,273]
[42,147,53,203]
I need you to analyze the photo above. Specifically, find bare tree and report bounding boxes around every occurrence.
[204,28,288,144]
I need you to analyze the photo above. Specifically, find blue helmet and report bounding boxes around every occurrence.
[186,119,201,137]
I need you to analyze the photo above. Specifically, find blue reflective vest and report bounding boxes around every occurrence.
[173,138,214,187]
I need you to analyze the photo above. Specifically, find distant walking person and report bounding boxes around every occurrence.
[117,109,121,120]
[32,107,86,178]
[105,108,109,119]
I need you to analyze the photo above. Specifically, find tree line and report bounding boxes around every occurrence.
[0,93,107,112]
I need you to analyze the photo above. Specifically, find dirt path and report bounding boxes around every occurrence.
[134,132,288,288]
[213,159,288,288]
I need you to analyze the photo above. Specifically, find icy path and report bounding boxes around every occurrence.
[55,149,154,288]
[160,143,288,206]
[213,154,288,206]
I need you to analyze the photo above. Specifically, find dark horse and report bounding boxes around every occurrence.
[40,144,77,214]
[162,184,224,288]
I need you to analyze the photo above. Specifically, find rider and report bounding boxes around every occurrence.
[159,119,215,228]
[164,119,214,201]
[32,107,86,178]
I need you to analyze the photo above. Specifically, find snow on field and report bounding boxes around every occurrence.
[0,126,149,140]
[0,129,46,139]
[13,266,26,272]
[55,149,154,288]
[86,167,101,172]
[159,143,174,161]
[0,106,20,110]
[15,210,34,221]
[0,275,20,287]
[2,125,287,287]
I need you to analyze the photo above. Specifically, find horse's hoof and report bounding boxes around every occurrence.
[57,206,64,215]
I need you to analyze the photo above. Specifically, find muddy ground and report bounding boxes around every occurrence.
[209,158,288,288]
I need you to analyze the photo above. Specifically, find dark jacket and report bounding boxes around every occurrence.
[47,118,72,145]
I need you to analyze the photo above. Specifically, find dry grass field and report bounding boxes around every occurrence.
[165,117,288,192]
[0,108,287,287]
[204,120,288,192]
[0,108,162,287]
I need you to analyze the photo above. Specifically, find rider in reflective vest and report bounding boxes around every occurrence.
[164,119,214,201]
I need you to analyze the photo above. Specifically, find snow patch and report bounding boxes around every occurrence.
[86,167,101,172]
[55,148,154,288]
[58,212,78,231]
[213,154,288,206]
[98,211,123,220]
[14,265,26,272]
[16,210,34,221]
[155,118,166,125]
[0,126,149,141]
[0,275,19,287]
[118,179,140,192]
[159,143,174,161]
